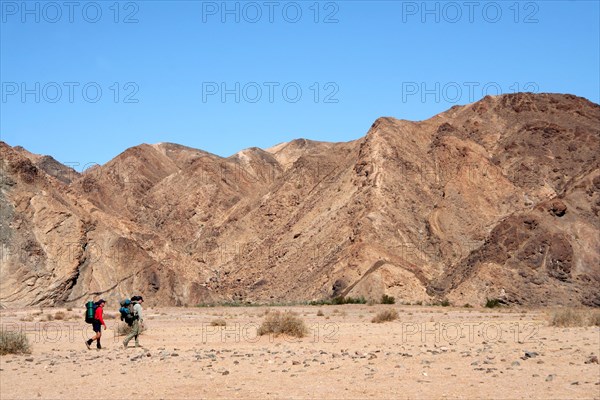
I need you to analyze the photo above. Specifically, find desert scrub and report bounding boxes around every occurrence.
[485,298,502,308]
[0,331,31,355]
[116,323,145,336]
[549,308,600,327]
[371,309,399,323]
[381,294,396,304]
[210,319,227,327]
[309,296,367,305]
[257,311,307,338]
[590,310,600,326]
[54,311,66,320]
[316,309,324,316]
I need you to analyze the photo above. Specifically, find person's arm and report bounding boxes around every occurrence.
[96,307,106,329]
[135,304,143,322]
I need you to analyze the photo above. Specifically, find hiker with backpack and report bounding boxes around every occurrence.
[85,299,107,350]
[123,295,144,348]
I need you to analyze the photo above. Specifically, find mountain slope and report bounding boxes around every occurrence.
[1,93,598,308]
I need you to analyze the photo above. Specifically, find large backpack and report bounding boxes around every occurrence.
[85,301,97,324]
[119,299,137,326]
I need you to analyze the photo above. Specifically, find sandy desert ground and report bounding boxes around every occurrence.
[0,305,599,400]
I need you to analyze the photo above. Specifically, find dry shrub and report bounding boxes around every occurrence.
[116,322,145,336]
[590,310,600,326]
[20,315,34,322]
[549,308,600,327]
[0,331,31,355]
[371,309,399,323]
[257,311,307,338]
[316,309,324,316]
[211,319,227,327]
[54,311,66,320]
[45,314,54,321]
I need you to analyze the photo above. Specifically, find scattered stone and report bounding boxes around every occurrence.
[584,355,598,364]
[222,370,230,376]
[521,351,539,360]
[546,375,554,382]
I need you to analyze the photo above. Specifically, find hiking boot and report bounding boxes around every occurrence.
[85,341,91,350]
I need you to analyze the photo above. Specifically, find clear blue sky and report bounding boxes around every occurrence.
[1,0,599,167]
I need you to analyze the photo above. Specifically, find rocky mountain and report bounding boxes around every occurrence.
[1,93,598,308]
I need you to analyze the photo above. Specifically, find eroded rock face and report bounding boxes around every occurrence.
[1,93,599,308]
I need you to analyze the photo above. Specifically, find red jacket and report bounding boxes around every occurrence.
[94,305,105,325]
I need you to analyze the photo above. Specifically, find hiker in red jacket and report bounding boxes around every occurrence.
[86,299,107,350]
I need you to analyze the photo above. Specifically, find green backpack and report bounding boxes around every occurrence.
[85,301,97,324]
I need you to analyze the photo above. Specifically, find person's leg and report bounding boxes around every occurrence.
[132,321,140,346]
[96,331,102,349]
[86,330,99,349]
[123,320,138,347]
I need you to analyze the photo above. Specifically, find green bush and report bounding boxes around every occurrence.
[381,294,396,304]
[485,298,501,308]
[309,296,367,306]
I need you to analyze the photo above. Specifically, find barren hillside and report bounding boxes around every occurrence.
[1,93,598,308]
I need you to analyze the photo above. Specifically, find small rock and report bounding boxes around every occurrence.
[222,370,229,376]
[511,361,520,367]
[171,353,179,357]
[521,351,538,360]
[584,355,598,364]
[546,375,554,382]
[25,358,34,362]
